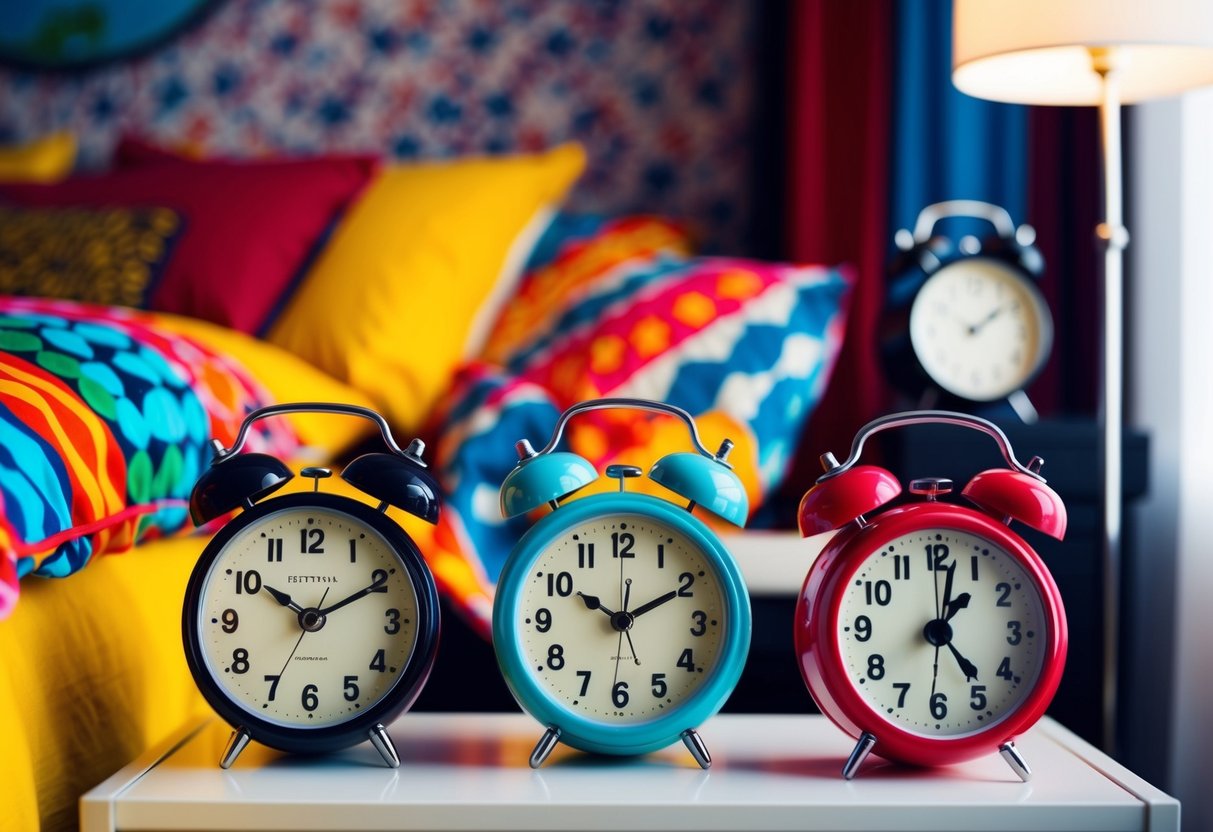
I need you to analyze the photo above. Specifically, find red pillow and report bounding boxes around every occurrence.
[0,144,376,335]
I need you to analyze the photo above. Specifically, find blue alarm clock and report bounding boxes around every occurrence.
[493,398,752,769]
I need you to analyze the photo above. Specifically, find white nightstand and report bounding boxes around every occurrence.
[81,713,1177,831]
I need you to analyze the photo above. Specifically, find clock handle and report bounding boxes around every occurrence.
[905,199,1020,246]
[210,402,423,464]
[817,410,1045,484]
[535,397,731,464]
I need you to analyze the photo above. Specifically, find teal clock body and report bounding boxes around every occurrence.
[492,398,752,769]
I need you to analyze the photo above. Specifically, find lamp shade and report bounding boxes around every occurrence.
[954,0,1213,105]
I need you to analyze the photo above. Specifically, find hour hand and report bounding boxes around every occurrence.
[576,592,616,617]
[944,592,971,621]
[263,584,303,613]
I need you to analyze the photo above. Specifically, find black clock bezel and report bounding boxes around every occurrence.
[181,491,440,755]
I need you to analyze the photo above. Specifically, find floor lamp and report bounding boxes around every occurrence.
[952,0,1213,754]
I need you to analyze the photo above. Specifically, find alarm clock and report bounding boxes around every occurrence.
[183,403,441,769]
[795,410,1067,781]
[882,200,1051,423]
[493,397,751,769]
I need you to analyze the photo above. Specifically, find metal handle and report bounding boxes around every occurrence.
[530,397,728,462]
[910,200,1016,245]
[212,402,419,463]
[818,410,1043,483]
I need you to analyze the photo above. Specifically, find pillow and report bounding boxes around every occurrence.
[0,132,76,183]
[428,234,851,637]
[0,297,304,620]
[0,141,376,334]
[265,144,586,433]
[0,205,184,308]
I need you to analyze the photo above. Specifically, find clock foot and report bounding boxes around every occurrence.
[681,728,711,769]
[369,723,401,768]
[219,727,252,769]
[529,726,561,769]
[999,741,1032,782]
[842,732,877,780]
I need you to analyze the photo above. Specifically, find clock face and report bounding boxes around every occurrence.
[835,527,1047,737]
[194,505,421,728]
[513,512,728,723]
[908,258,1051,401]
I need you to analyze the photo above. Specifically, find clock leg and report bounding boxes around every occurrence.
[369,723,401,768]
[529,726,562,769]
[842,732,878,780]
[680,728,712,769]
[999,741,1032,782]
[219,727,252,769]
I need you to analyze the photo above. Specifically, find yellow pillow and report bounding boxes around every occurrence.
[148,311,380,457]
[267,144,586,433]
[0,132,76,183]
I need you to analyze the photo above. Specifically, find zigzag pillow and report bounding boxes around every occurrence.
[430,224,850,636]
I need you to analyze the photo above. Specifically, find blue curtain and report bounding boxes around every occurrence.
[889,1,1028,245]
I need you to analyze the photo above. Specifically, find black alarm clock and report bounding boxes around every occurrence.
[881,200,1051,423]
[183,403,441,769]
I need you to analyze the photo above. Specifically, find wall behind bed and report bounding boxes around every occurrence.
[0,0,762,251]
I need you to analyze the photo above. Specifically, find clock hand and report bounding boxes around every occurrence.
[967,305,1005,335]
[623,627,641,666]
[263,584,304,614]
[940,562,957,621]
[272,587,331,686]
[631,590,678,619]
[316,572,388,616]
[944,592,972,621]
[623,578,632,613]
[945,641,980,681]
[575,592,617,617]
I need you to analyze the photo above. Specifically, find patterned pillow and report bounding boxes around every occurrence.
[428,223,850,636]
[0,297,298,619]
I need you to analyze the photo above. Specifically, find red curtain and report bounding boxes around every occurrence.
[784,0,894,483]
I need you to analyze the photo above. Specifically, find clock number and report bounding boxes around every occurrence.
[264,675,280,701]
[577,542,595,569]
[657,543,665,569]
[997,657,1014,681]
[344,676,360,701]
[612,532,635,559]
[300,527,325,554]
[231,648,249,674]
[690,610,707,636]
[220,608,239,633]
[576,670,591,696]
[930,692,949,720]
[371,568,390,592]
[677,647,696,673]
[1006,620,1022,645]
[866,654,885,680]
[893,554,911,580]
[234,570,261,595]
[302,684,319,712]
[534,608,552,633]
[385,608,401,635]
[970,555,980,582]
[547,572,574,597]
[546,644,565,670]
[892,682,910,708]
[677,572,694,597]
[854,615,872,642]
[925,544,949,571]
[370,649,387,672]
[864,580,892,606]
[266,538,282,562]
[651,673,668,698]
[349,539,357,563]
[970,684,988,710]
[995,582,1013,607]
[612,681,630,708]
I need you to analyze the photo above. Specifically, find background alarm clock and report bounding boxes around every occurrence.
[881,200,1051,423]
[493,397,751,769]
[795,410,1067,781]
[183,403,441,769]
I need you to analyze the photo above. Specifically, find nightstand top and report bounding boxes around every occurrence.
[82,713,1176,832]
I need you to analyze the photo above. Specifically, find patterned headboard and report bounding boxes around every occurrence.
[0,0,759,250]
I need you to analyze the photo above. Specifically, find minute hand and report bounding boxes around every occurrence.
[631,590,678,618]
[317,574,387,616]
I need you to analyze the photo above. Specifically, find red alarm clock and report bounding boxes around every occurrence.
[795,411,1067,781]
